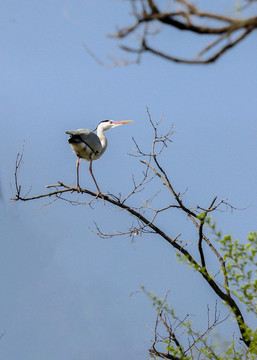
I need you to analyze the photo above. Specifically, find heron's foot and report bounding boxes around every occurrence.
[96,191,105,205]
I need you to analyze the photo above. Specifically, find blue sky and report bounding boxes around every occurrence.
[0,1,257,359]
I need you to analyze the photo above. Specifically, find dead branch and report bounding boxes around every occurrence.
[107,0,257,65]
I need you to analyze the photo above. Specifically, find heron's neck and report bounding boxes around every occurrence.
[97,126,108,153]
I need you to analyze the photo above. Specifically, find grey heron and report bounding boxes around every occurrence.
[66,120,133,195]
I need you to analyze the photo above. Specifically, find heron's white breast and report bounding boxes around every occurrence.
[69,142,92,160]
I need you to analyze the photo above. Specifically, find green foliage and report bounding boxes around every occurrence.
[200,217,257,315]
[142,218,257,359]
[206,219,257,351]
[141,285,257,359]
[249,328,257,355]
[196,212,207,223]
[219,230,257,315]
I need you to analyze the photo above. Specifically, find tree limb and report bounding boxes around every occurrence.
[107,0,257,65]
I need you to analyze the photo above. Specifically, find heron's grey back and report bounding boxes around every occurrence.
[66,129,102,154]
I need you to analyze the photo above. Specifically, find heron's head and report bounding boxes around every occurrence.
[97,120,133,132]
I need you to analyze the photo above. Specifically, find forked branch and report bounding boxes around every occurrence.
[108,0,257,65]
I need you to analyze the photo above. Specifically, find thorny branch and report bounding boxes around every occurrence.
[12,111,252,350]
[106,0,257,65]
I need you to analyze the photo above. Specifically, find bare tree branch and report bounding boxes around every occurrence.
[12,111,253,349]
[107,0,257,65]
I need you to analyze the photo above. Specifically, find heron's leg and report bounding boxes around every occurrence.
[76,156,81,192]
[89,159,101,194]
[89,160,105,204]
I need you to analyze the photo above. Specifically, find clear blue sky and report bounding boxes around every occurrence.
[0,1,257,359]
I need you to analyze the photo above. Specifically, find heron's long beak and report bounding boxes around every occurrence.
[113,120,133,125]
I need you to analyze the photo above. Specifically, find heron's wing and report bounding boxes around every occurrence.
[66,129,102,154]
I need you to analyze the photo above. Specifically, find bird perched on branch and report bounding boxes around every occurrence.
[66,120,133,197]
